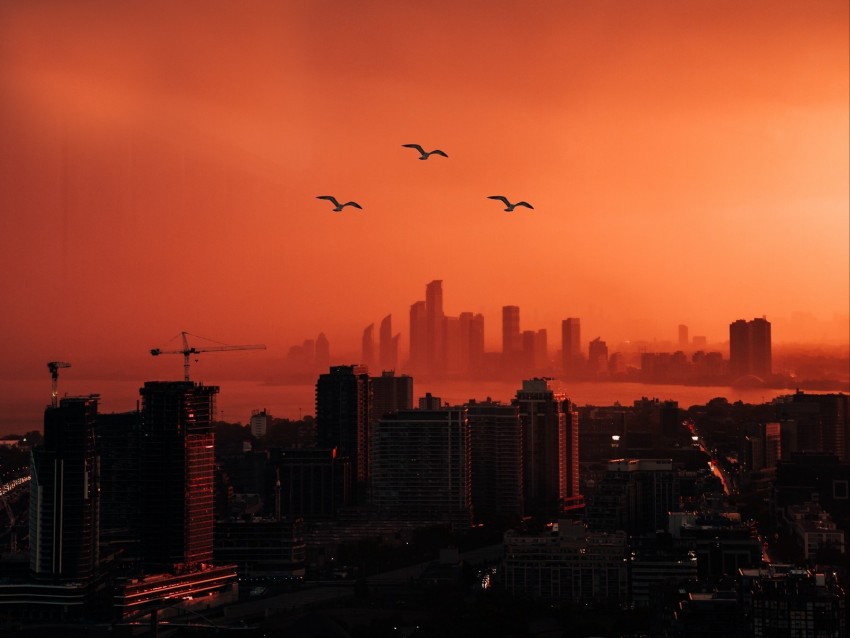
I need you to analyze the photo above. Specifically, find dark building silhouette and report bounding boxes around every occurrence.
[315,365,371,504]
[502,305,521,361]
[777,391,849,462]
[371,370,413,423]
[467,400,523,524]
[268,448,350,519]
[372,406,472,528]
[513,379,581,519]
[678,324,689,347]
[139,381,218,570]
[30,396,100,583]
[561,317,582,378]
[586,459,678,536]
[95,410,142,568]
[729,317,772,380]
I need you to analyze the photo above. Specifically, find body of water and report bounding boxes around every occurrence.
[0,376,814,436]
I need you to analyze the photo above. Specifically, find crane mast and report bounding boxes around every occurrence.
[150,331,266,381]
[47,361,71,408]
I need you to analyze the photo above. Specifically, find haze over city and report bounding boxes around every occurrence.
[1,1,848,427]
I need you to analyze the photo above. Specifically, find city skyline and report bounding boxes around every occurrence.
[1,2,848,436]
[0,2,847,389]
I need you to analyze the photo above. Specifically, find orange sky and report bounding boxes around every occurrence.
[1,0,848,391]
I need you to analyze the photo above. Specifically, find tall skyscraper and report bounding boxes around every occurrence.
[139,381,218,569]
[468,313,485,373]
[513,379,580,518]
[561,318,581,378]
[361,323,376,371]
[409,300,428,373]
[378,314,398,371]
[678,324,689,347]
[588,337,609,376]
[425,280,445,375]
[502,305,521,375]
[30,396,100,583]
[315,365,372,504]
[729,317,772,379]
[315,332,330,372]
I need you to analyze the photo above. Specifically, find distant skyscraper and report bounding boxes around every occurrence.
[315,332,330,372]
[378,314,398,371]
[502,305,521,375]
[561,318,581,377]
[139,381,218,569]
[468,313,485,372]
[425,280,445,375]
[361,323,376,371]
[315,365,371,504]
[588,337,609,376]
[30,396,100,583]
[729,317,772,379]
[409,300,428,373]
[678,324,689,347]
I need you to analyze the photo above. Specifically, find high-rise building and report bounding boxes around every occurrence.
[361,323,376,371]
[315,332,330,372]
[95,409,141,567]
[561,318,582,378]
[468,313,485,373]
[502,305,521,376]
[371,370,413,423]
[409,300,428,373]
[467,400,523,524]
[139,381,218,569]
[729,317,772,379]
[378,314,398,371]
[372,406,472,528]
[30,396,100,583]
[315,365,371,504]
[588,337,609,376]
[513,379,580,518]
[678,324,689,347]
[425,280,445,375]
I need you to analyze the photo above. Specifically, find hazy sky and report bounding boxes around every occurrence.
[1,1,848,392]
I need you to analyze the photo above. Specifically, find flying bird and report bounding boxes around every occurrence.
[402,144,449,160]
[316,196,363,212]
[487,196,534,212]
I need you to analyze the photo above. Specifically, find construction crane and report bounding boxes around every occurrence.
[150,331,266,381]
[47,361,71,408]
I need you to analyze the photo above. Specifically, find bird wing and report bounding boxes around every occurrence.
[343,201,363,209]
[516,201,534,209]
[431,150,448,158]
[402,144,426,154]
[488,196,511,206]
[317,195,340,207]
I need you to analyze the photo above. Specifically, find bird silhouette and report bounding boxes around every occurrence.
[487,196,534,212]
[316,196,363,212]
[402,144,449,160]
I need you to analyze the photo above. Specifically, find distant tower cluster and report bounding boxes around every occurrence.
[729,317,772,380]
[408,281,484,377]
